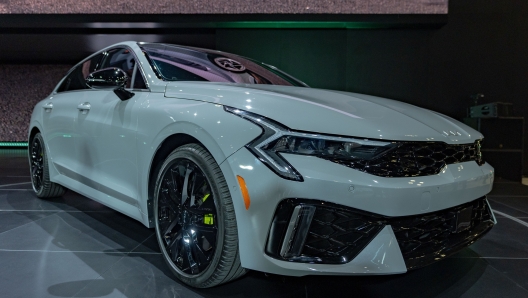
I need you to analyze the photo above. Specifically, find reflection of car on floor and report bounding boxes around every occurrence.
[28,41,497,288]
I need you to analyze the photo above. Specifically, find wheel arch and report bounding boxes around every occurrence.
[28,126,41,143]
[147,133,200,203]
[28,126,41,173]
[145,132,228,228]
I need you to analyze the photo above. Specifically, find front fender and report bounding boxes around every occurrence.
[135,99,261,226]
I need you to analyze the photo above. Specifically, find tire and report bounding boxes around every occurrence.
[29,133,66,198]
[153,144,247,288]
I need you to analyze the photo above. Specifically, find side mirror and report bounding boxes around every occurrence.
[86,67,128,89]
[85,67,135,101]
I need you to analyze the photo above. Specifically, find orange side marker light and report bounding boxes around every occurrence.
[236,175,251,210]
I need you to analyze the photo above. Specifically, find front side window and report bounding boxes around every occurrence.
[57,53,103,92]
[141,43,308,87]
[99,48,147,90]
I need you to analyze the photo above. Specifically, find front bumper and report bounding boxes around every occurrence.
[220,147,495,276]
[266,196,494,270]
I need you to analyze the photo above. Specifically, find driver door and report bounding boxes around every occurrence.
[74,48,150,217]
[42,53,102,179]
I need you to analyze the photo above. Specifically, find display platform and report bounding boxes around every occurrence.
[1,149,528,297]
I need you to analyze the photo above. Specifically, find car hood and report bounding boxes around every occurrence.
[164,82,482,143]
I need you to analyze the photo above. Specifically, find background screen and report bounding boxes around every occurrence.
[0,0,447,14]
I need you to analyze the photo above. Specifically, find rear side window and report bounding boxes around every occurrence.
[57,53,103,93]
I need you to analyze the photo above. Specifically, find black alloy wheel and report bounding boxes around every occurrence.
[29,133,65,198]
[154,144,246,288]
[30,136,44,192]
[157,158,218,275]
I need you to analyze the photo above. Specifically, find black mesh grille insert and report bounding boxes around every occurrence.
[391,196,494,269]
[266,197,494,267]
[329,140,483,178]
[301,206,385,263]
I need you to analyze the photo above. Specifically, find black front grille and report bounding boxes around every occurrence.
[331,140,483,178]
[266,197,494,268]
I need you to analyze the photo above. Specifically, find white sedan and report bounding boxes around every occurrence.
[28,41,496,288]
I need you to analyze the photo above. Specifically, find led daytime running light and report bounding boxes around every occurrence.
[225,106,393,181]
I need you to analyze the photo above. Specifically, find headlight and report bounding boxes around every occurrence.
[225,106,396,181]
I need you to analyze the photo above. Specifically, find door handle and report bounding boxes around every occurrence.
[77,102,91,114]
[42,102,53,112]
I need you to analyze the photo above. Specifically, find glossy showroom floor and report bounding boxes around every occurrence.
[1,149,528,298]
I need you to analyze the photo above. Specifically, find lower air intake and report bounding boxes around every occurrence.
[266,197,494,267]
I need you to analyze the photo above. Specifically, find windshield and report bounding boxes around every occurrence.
[140,43,308,87]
